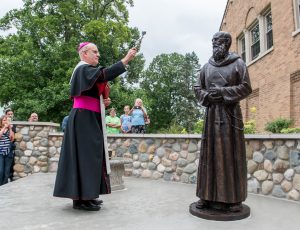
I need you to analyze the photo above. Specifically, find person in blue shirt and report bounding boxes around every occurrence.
[120,105,132,133]
[129,98,148,133]
[61,115,69,132]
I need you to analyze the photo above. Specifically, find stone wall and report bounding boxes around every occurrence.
[12,122,61,179]
[107,134,300,202]
[107,134,200,183]
[11,122,300,202]
[245,135,300,201]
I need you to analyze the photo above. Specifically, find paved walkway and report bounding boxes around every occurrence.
[0,173,299,230]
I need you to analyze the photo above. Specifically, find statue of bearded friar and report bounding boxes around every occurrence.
[190,31,252,221]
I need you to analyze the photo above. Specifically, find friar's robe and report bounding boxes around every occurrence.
[53,61,125,200]
[194,53,252,204]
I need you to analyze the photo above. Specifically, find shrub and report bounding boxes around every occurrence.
[157,122,186,134]
[280,127,300,134]
[265,118,293,133]
[244,120,256,134]
[193,119,204,134]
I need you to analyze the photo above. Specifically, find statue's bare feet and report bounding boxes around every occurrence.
[196,199,209,209]
[229,203,242,212]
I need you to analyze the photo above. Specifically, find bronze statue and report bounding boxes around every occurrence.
[190,31,252,221]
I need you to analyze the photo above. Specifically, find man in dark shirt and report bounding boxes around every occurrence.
[5,108,16,182]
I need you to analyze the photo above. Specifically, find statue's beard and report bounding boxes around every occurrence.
[213,45,228,62]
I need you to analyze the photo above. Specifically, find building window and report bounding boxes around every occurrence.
[238,36,246,62]
[250,23,260,60]
[294,0,300,29]
[291,71,300,127]
[265,11,273,49]
[237,7,273,64]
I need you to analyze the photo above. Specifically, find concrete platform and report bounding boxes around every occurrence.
[0,173,299,230]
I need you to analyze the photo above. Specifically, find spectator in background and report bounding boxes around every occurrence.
[5,108,16,133]
[130,98,148,133]
[61,115,69,132]
[0,115,14,186]
[28,113,38,122]
[105,108,121,134]
[120,105,132,133]
[5,108,16,182]
[5,108,14,123]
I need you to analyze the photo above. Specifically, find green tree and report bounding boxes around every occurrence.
[141,52,204,133]
[0,0,144,122]
[193,119,204,134]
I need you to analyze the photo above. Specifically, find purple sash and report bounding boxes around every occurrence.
[73,96,100,113]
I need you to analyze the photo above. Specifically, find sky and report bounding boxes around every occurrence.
[128,0,228,65]
[0,0,228,66]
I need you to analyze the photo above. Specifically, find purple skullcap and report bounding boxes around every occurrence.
[77,42,90,52]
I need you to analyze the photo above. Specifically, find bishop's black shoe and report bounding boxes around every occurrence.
[90,199,103,206]
[73,200,101,211]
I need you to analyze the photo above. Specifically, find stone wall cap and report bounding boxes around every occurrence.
[49,132,64,136]
[110,157,133,165]
[12,121,60,127]
[107,133,202,139]
[245,134,300,139]
[47,132,300,140]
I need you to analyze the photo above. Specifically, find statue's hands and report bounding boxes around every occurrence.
[208,86,222,97]
[207,87,223,102]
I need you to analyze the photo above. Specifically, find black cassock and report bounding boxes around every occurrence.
[53,61,126,200]
[194,53,252,204]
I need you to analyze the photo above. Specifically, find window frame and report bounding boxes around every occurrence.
[293,0,300,30]
[238,34,246,62]
[250,21,260,60]
[264,10,273,50]
[236,7,273,64]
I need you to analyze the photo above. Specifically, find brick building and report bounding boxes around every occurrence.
[220,0,300,132]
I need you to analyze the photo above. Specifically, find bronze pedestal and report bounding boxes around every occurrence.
[189,202,250,221]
